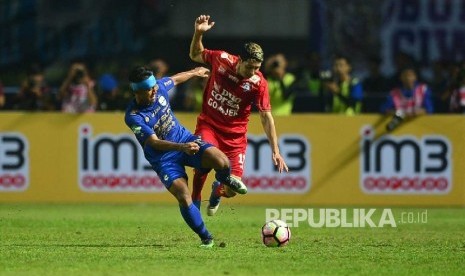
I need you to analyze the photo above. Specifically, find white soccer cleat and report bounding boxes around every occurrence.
[223,176,247,195]
[207,181,221,216]
[207,202,220,216]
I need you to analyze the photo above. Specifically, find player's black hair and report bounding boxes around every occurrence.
[240,42,264,62]
[128,66,153,83]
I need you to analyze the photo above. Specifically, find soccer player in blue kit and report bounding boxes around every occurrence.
[124,66,247,248]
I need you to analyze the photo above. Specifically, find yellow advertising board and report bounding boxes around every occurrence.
[0,112,464,206]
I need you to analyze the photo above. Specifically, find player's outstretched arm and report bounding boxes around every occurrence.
[259,111,289,173]
[171,67,210,86]
[189,14,215,64]
[145,134,200,155]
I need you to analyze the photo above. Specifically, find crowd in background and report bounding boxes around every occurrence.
[0,51,464,115]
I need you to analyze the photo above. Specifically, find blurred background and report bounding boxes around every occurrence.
[1,0,464,114]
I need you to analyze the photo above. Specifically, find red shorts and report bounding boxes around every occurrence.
[195,121,247,177]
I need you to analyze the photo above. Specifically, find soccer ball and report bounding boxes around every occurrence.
[261,219,291,247]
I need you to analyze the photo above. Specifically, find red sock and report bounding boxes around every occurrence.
[192,169,208,201]
[214,183,226,197]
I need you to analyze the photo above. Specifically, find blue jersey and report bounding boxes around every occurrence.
[125,77,193,163]
[124,77,213,189]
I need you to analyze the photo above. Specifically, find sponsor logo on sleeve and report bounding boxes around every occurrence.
[163,80,173,87]
[131,125,142,135]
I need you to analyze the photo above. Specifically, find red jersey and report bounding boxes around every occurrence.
[198,49,271,135]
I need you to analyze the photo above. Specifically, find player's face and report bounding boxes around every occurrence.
[135,85,158,106]
[238,59,262,79]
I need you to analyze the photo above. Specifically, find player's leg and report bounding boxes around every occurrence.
[192,123,218,209]
[186,135,247,217]
[168,177,213,248]
[192,168,210,209]
[200,146,247,195]
[156,160,213,248]
[207,150,246,215]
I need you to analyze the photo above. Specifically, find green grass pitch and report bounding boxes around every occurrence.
[1,203,464,275]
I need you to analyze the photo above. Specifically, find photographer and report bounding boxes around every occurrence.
[380,67,433,131]
[59,62,98,113]
[14,64,54,111]
[323,55,363,115]
[264,53,296,116]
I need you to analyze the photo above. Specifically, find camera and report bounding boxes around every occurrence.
[386,110,406,132]
[270,60,280,69]
[72,68,85,82]
[319,70,333,81]
[28,78,40,88]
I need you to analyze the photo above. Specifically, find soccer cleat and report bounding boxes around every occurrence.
[223,176,248,195]
[207,202,220,216]
[207,181,221,216]
[199,238,214,248]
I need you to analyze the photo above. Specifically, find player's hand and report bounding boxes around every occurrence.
[193,67,210,78]
[195,15,215,34]
[182,142,200,155]
[272,152,289,173]
[324,81,339,94]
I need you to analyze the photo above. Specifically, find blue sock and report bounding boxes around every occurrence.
[215,168,230,183]
[180,203,211,240]
[192,200,201,210]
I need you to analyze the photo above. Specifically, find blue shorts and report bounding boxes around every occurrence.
[152,135,213,189]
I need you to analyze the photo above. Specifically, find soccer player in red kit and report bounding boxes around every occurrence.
[189,14,289,215]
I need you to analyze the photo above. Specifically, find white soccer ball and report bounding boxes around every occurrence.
[261,219,291,247]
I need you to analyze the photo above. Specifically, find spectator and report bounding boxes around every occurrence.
[183,77,207,112]
[323,55,363,115]
[439,61,462,113]
[14,64,54,111]
[293,52,325,112]
[381,67,433,131]
[387,51,416,89]
[264,53,296,116]
[59,63,98,113]
[149,58,169,80]
[362,56,390,94]
[97,73,124,111]
[0,80,5,109]
[148,58,178,99]
[429,60,450,113]
[449,68,465,114]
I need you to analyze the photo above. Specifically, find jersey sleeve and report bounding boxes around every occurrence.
[202,49,222,66]
[157,77,175,92]
[255,79,272,111]
[125,114,155,145]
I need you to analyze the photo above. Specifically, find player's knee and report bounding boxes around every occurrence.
[216,153,230,169]
[175,191,192,207]
[195,168,211,175]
